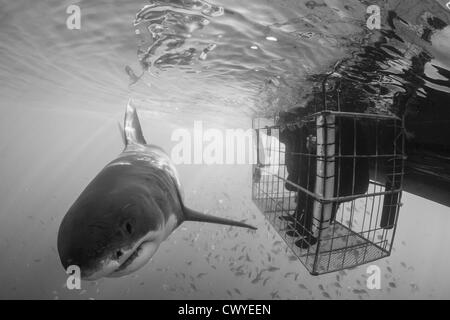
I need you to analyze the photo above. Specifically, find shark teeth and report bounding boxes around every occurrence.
[115,243,144,272]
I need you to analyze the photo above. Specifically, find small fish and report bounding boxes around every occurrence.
[235,265,244,272]
[389,282,397,288]
[353,289,367,295]
[270,290,280,299]
[251,276,262,284]
[410,283,419,292]
[234,288,241,295]
[299,284,308,290]
[266,266,280,272]
[322,292,331,299]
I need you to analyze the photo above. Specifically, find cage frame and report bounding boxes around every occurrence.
[252,76,406,276]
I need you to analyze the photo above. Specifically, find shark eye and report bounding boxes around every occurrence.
[116,250,123,259]
[119,219,135,236]
[125,222,133,235]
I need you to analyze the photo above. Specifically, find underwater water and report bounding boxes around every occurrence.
[0,0,449,299]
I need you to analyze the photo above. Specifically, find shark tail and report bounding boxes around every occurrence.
[184,207,257,230]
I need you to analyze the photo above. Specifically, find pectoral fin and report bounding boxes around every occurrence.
[184,207,257,230]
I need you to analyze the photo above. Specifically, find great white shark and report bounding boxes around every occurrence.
[57,101,256,280]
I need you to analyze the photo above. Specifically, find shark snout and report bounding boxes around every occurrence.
[58,209,161,280]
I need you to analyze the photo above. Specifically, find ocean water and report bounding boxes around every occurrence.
[0,0,449,299]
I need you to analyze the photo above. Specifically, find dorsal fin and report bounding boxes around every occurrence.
[124,100,147,146]
[117,121,126,145]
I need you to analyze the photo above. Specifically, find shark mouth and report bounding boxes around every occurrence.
[84,218,177,280]
[106,216,177,278]
[83,238,160,280]
[115,242,146,272]
[108,240,159,278]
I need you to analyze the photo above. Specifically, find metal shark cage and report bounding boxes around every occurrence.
[252,78,406,275]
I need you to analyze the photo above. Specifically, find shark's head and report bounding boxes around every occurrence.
[57,170,168,280]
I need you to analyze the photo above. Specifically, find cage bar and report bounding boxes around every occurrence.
[252,108,405,275]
